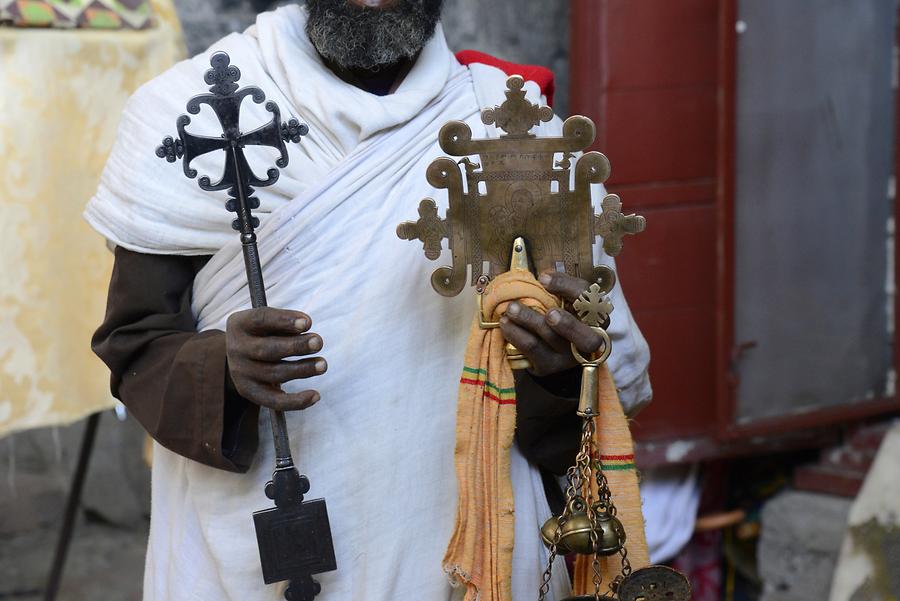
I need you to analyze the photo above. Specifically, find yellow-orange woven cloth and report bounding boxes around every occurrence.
[443,268,649,601]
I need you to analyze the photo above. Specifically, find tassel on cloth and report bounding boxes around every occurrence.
[443,268,649,601]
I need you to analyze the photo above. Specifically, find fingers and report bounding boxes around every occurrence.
[229,306,311,336]
[238,381,321,412]
[244,332,324,362]
[504,302,569,353]
[225,307,327,411]
[539,271,591,302]
[545,308,606,355]
[249,357,328,384]
[499,316,575,376]
[229,356,326,410]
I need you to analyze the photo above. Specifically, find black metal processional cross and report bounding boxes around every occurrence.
[156,52,336,601]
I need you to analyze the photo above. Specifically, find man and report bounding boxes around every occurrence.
[86,1,651,599]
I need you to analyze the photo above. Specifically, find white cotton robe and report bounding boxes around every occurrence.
[84,5,652,600]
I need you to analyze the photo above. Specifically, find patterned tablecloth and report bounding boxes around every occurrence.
[0,0,184,438]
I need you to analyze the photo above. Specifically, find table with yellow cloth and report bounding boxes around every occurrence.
[0,0,184,438]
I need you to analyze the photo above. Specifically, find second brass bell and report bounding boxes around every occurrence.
[540,499,626,556]
[591,504,626,556]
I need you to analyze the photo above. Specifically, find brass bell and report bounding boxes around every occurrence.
[592,503,626,556]
[540,515,570,554]
[558,498,595,555]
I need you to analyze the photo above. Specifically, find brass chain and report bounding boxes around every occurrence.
[537,407,632,600]
[538,507,571,601]
[537,541,559,601]
[591,540,603,598]
[620,545,633,577]
[581,418,606,600]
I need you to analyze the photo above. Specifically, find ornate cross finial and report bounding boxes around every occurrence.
[155,51,308,232]
[396,198,448,260]
[204,51,240,95]
[594,193,646,257]
[481,75,553,137]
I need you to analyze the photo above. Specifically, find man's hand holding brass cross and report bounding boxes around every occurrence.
[499,271,610,377]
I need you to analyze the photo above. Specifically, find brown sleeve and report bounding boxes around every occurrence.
[91,246,259,473]
[514,367,583,475]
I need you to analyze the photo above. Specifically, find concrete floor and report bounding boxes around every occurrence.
[0,517,147,601]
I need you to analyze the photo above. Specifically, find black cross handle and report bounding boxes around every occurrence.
[155,49,305,495]
[155,52,335,601]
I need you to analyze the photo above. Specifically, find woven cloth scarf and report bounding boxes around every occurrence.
[443,268,649,600]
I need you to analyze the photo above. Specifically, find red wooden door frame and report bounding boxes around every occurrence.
[570,0,900,464]
[714,0,737,441]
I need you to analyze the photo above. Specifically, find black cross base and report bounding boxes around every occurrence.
[254,498,336,588]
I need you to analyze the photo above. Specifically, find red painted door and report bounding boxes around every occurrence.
[570,0,721,442]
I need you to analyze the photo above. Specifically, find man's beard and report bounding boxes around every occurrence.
[305,0,444,71]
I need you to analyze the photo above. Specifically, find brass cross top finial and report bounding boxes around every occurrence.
[481,74,553,137]
[397,75,646,297]
[396,76,689,601]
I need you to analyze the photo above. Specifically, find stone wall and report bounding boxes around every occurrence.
[439,0,570,116]
[758,491,852,601]
[173,0,571,114]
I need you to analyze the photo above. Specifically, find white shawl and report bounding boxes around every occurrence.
[85,6,650,600]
